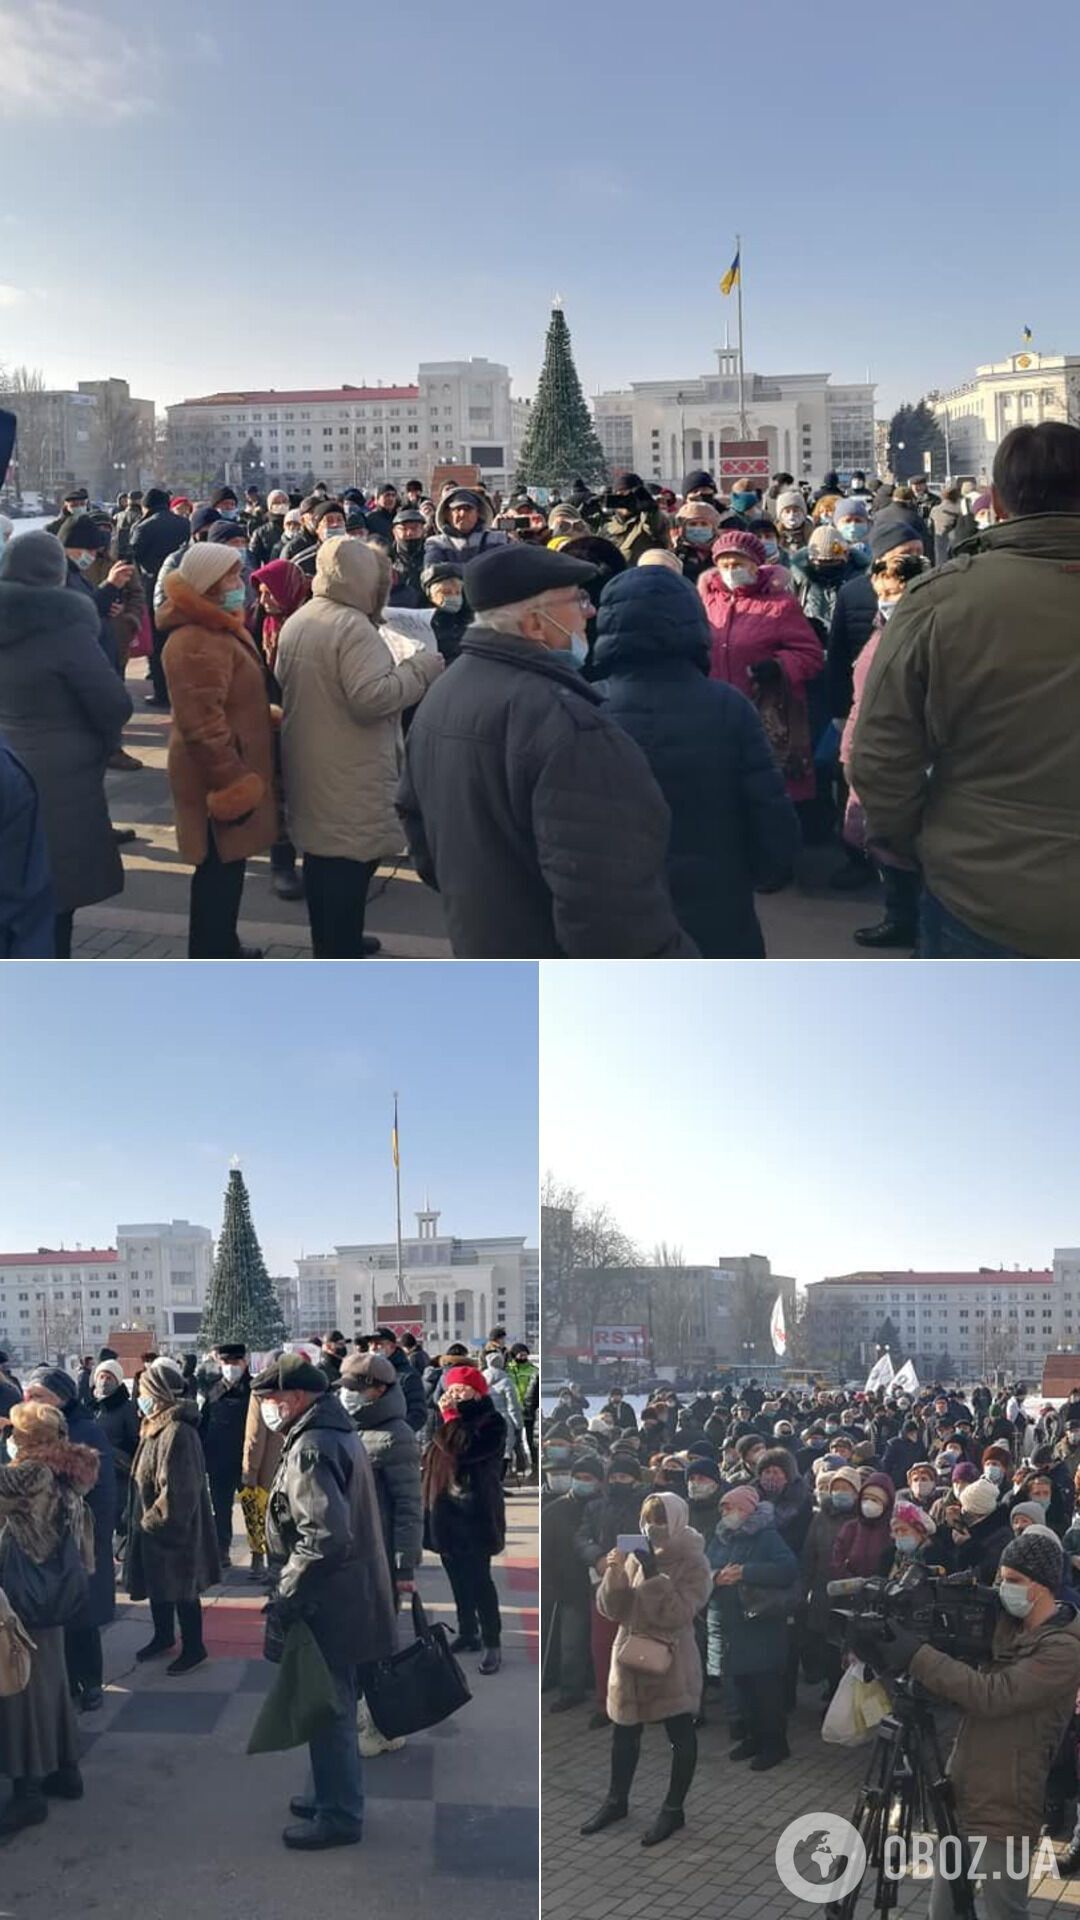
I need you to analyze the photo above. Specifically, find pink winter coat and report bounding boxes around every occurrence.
[699,566,825,801]
[841,620,916,871]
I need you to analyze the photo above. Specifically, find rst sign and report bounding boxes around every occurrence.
[592,1324,648,1356]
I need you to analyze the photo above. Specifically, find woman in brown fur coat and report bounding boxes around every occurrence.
[0,1400,99,1836]
[158,542,276,957]
[124,1358,221,1673]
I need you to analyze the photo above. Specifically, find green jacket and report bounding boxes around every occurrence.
[597,507,668,566]
[849,514,1080,955]
[507,1357,537,1410]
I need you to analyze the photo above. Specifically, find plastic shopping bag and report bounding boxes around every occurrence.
[821,1660,891,1746]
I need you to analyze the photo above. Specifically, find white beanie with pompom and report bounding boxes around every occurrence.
[177,543,242,596]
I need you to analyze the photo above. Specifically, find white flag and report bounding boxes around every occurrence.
[770,1294,787,1357]
[865,1352,895,1392]
[892,1359,920,1395]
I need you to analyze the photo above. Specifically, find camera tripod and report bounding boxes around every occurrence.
[828,1677,975,1920]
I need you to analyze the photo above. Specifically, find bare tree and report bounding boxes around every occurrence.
[540,1176,642,1356]
[730,1268,774,1370]
[648,1243,706,1371]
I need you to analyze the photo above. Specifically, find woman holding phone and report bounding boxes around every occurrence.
[581,1490,711,1849]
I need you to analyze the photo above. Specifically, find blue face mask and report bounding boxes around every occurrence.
[836,520,868,545]
[831,1490,855,1512]
[731,491,757,513]
[682,524,714,546]
[437,593,464,613]
[570,1478,595,1499]
[137,1393,155,1417]
[893,1533,920,1555]
[221,586,246,611]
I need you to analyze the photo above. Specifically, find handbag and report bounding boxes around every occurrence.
[363,1591,472,1740]
[0,1588,34,1697]
[247,1621,340,1754]
[0,1525,88,1630]
[738,1581,797,1621]
[615,1632,674,1676]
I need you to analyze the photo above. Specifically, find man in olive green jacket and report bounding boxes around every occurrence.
[857,1525,1080,1920]
[850,421,1080,956]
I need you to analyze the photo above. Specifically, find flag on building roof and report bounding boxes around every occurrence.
[720,251,741,297]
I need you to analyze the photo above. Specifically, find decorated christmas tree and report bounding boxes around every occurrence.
[199,1159,286,1350]
[515,300,607,492]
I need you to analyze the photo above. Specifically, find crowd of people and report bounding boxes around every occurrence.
[2,417,1078,959]
[0,1324,537,1849]
[541,1373,1080,1899]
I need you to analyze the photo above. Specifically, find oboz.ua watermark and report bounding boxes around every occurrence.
[774,1813,1060,1905]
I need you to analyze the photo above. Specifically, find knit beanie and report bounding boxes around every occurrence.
[637,549,683,573]
[774,488,807,518]
[92,1358,125,1391]
[1000,1523,1064,1593]
[0,529,66,587]
[721,1483,760,1518]
[441,1365,489,1399]
[207,519,250,545]
[951,1462,979,1486]
[676,499,720,528]
[1009,1500,1047,1529]
[141,1357,185,1405]
[712,529,767,567]
[25,1364,77,1407]
[892,1497,935,1539]
[830,1465,864,1495]
[570,1451,605,1481]
[808,526,848,563]
[686,1455,722,1485]
[177,543,242,595]
[959,1478,999,1520]
[61,514,110,551]
[190,506,221,537]
[982,1444,1012,1467]
[608,1451,642,1481]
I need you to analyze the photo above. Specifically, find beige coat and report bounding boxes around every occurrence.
[597,1493,712,1725]
[276,538,443,862]
[241,1388,283,1492]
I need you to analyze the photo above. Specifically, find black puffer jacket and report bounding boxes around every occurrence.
[824,573,879,719]
[94,1381,140,1475]
[423,1398,506,1558]
[388,1347,427,1432]
[130,507,190,582]
[349,1380,423,1574]
[397,627,694,958]
[249,514,287,569]
[594,569,798,957]
[198,1371,251,1478]
[266,1392,397,1669]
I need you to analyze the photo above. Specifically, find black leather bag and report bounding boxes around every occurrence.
[0,1526,88,1630]
[363,1592,472,1739]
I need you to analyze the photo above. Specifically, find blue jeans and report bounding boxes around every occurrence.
[918,890,1020,958]
[305,1661,363,1835]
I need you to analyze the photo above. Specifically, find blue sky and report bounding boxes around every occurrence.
[1,1,1075,416]
[0,964,538,1271]
[541,965,1080,1285]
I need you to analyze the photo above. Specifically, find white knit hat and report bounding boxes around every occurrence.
[177,543,242,596]
[959,1478,999,1520]
[92,1358,125,1390]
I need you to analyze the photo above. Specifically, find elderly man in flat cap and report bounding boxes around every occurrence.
[396,542,695,959]
[253,1352,396,1851]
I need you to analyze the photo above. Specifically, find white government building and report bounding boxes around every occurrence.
[295,1208,538,1352]
[593,352,876,491]
[930,346,1080,481]
[0,1221,213,1363]
[165,359,515,495]
[808,1249,1080,1378]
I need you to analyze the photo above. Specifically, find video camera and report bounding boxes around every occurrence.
[827,1565,998,1667]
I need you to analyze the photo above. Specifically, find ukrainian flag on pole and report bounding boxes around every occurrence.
[391,1093,400,1169]
[720,249,741,296]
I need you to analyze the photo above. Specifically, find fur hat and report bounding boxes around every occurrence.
[9,1400,65,1444]
[61,514,110,551]
[959,1478,999,1519]
[0,529,67,587]
[712,529,767,567]
[190,506,221,537]
[982,1444,1012,1467]
[1000,1523,1063,1593]
[177,543,243,595]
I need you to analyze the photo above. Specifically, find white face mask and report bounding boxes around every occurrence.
[260,1401,286,1431]
[220,1364,245,1385]
[719,564,756,591]
[720,1510,744,1531]
[999,1580,1033,1618]
[861,1499,886,1520]
[340,1389,364,1414]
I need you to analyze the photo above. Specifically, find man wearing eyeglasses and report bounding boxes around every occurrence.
[396,543,695,958]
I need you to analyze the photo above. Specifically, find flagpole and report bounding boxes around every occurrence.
[735,231,748,438]
[393,1091,405,1304]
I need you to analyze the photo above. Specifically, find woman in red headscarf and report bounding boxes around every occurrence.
[250,559,311,901]
[422,1365,506,1675]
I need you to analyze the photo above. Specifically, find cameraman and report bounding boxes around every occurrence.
[857,1527,1080,1920]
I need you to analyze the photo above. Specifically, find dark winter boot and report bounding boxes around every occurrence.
[167,1646,208,1675]
[42,1768,83,1800]
[750,1742,791,1772]
[449,1634,481,1654]
[248,1553,266,1582]
[641,1806,685,1847]
[729,1738,758,1762]
[135,1635,175,1663]
[853,917,915,949]
[0,1781,47,1837]
[580,1798,629,1836]
[479,1647,501,1676]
